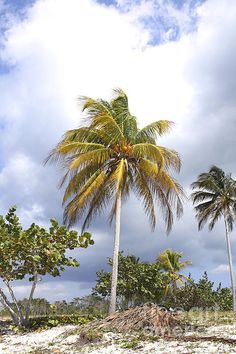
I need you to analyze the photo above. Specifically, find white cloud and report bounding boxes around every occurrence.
[1,280,90,302]
[211,264,230,274]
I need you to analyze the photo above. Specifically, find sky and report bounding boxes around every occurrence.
[0,0,236,302]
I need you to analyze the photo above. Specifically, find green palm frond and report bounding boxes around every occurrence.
[89,113,125,143]
[158,251,174,271]
[79,95,125,143]
[208,207,223,231]
[194,200,219,230]
[135,120,174,143]
[111,88,138,141]
[191,191,216,204]
[79,96,112,116]
[225,212,235,233]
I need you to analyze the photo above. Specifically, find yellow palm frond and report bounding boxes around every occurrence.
[109,159,126,194]
[132,143,165,167]
[63,127,112,145]
[62,165,101,204]
[138,159,184,216]
[64,171,106,226]
[158,252,174,272]
[136,120,174,142]
[107,159,126,223]
[133,172,156,229]
[79,96,112,116]
[77,171,106,207]
[58,142,105,154]
[69,148,111,170]
[158,170,183,193]
[139,158,159,176]
[138,160,184,224]
[81,180,114,231]
[157,147,181,172]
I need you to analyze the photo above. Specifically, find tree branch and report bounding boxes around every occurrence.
[0,287,18,323]
[3,280,24,324]
[25,272,38,322]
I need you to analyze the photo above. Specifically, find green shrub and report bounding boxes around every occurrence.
[28,313,98,330]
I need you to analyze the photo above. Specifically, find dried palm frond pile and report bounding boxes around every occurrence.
[93,303,182,335]
[78,304,236,346]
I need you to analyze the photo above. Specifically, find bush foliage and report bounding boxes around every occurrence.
[94,252,233,311]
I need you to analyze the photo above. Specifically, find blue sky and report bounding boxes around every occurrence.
[0,0,236,302]
[97,0,204,7]
[96,0,207,43]
[3,0,35,9]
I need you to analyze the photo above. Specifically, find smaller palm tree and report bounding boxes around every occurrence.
[191,166,236,311]
[157,249,191,301]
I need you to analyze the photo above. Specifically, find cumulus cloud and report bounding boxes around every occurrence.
[0,0,235,300]
[1,280,90,302]
[211,264,230,274]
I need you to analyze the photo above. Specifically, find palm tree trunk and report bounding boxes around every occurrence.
[173,279,177,305]
[109,191,121,315]
[224,213,236,311]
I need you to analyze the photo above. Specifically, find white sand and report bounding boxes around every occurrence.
[1,324,236,353]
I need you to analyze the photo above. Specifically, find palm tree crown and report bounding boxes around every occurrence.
[191,166,236,231]
[157,249,191,295]
[47,88,184,232]
[157,249,191,273]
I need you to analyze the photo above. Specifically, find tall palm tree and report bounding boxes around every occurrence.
[46,88,184,314]
[191,166,236,311]
[157,249,191,300]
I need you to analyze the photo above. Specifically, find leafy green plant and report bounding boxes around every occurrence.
[94,251,233,312]
[93,252,168,308]
[169,272,233,311]
[0,207,94,327]
[70,295,109,317]
[28,314,96,330]
[121,339,140,349]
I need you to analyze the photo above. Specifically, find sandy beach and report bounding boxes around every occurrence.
[1,323,236,353]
